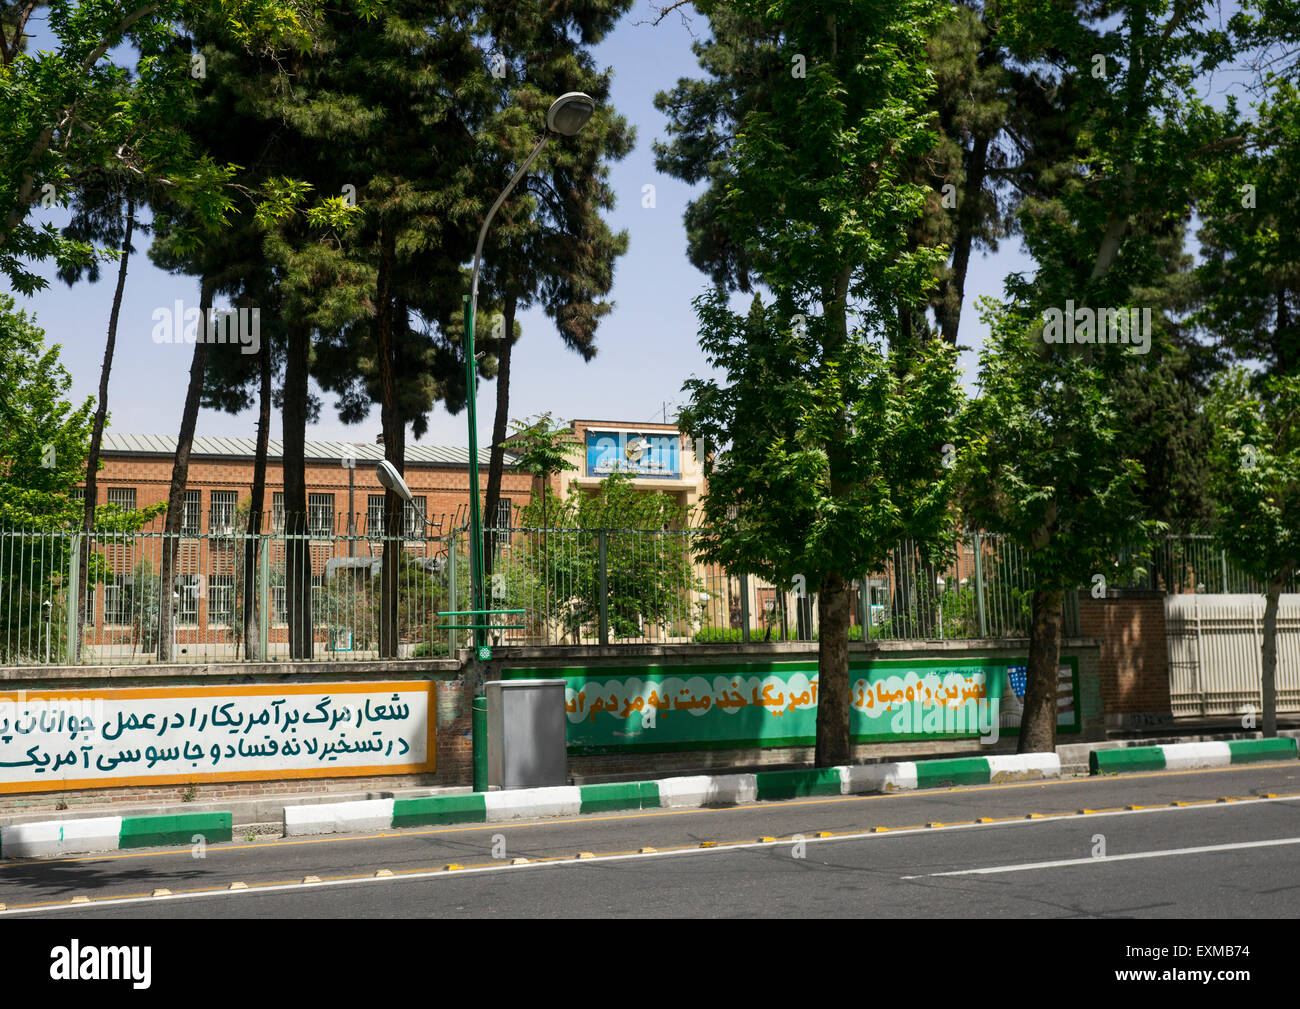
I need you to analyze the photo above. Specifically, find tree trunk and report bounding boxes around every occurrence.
[1260,568,1288,738]
[374,233,403,658]
[933,134,989,345]
[242,336,271,660]
[483,294,517,581]
[283,321,312,659]
[814,570,851,767]
[158,279,210,661]
[1018,584,1064,753]
[76,195,135,661]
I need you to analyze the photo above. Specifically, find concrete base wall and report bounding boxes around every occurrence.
[0,639,1103,810]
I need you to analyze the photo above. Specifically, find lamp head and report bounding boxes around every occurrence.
[376,459,414,503]
[546,92,595,137]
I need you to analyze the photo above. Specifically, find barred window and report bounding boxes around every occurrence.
[210,491,237,535]
[104,578,133,625]
[404,496,427,539]
[208,575,235,626]
[174,575,200,625]
[367,494,385,537]
[106,487,136,511]
[308,493,335,538]
[181,490,201,536]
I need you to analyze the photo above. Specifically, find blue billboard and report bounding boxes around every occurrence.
[585,430,681,479]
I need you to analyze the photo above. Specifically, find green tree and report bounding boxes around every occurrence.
[0,298,163,661]
[1206,370,1300,738]
[0,0,374,294]
[502,471,697,641]
[963,0,1252,751]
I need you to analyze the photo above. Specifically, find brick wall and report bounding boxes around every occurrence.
[1076,588,1172,726]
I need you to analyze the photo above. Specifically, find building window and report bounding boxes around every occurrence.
[367,494,385,537]
[104,578,133,625]
[174,575,200,625]
[180,490,201,536]
[308,493,334,538]
[210,491,238,535]
[208,575,235,626]
[404,496,427,539]
[493,498,512,544]
[271,585,286,625]
[106,487,136,511]
[272,492,285,533]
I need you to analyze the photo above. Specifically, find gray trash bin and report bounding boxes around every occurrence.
[485,679,568,789]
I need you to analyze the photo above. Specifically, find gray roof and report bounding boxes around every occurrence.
[100,433,515,468]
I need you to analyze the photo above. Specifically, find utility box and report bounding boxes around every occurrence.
[485,678,568,789]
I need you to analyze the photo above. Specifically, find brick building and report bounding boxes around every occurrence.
[87,432,533,533]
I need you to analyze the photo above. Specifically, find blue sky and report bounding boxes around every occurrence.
[13,0,1165,452]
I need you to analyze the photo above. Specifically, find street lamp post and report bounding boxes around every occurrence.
[463,92,595,652]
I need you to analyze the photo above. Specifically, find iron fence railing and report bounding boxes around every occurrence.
[0,514,467,666]
[4,517,1285,666]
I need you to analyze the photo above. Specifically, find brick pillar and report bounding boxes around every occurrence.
[1076,587,1172,730]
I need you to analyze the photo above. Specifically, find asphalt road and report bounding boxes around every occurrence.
[3,762,1298,918]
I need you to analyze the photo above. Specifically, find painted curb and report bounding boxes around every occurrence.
[0,750,1068,854]
[273,752,1060,838]
[0,811,232,859]
[284,799,394,837]
[1089,737,1298,775]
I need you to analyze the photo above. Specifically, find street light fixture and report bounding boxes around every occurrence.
[462,91,596,651]
[376,459,429,530]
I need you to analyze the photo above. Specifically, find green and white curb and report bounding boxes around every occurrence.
[1089,737,1298,775]
[0,812,232,859]
[281,752,1060,836]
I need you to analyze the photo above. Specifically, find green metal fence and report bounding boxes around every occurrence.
[5,518,1286,666]
[0,513,465,666]
[484,526,1055,647]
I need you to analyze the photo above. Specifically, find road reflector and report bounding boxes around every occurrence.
[302,875,321,883]
[510,857,529,865]
[375,869,393,877]
[1126,804,1142,810]
[699,841,717,848]
[1025,813,1043,819]
[70,896,90,904]
[229,882,247,890]
[758,837,776,843]
[926,822,943,828]
[1216,797,1231,803]
[639,846,657,853]
[576,851,596,859]
[976,818,995,824]
[1077,809,1095,815]
[815,831,833,838]
[444,863,462,871]
[152,889,171,897]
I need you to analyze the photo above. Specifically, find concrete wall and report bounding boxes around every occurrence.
[0,659,469,817]
[488,638,1105,780]
[1,638,1103,811]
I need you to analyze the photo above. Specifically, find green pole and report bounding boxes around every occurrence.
[463,294,485,652]
[472,694,488,791]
